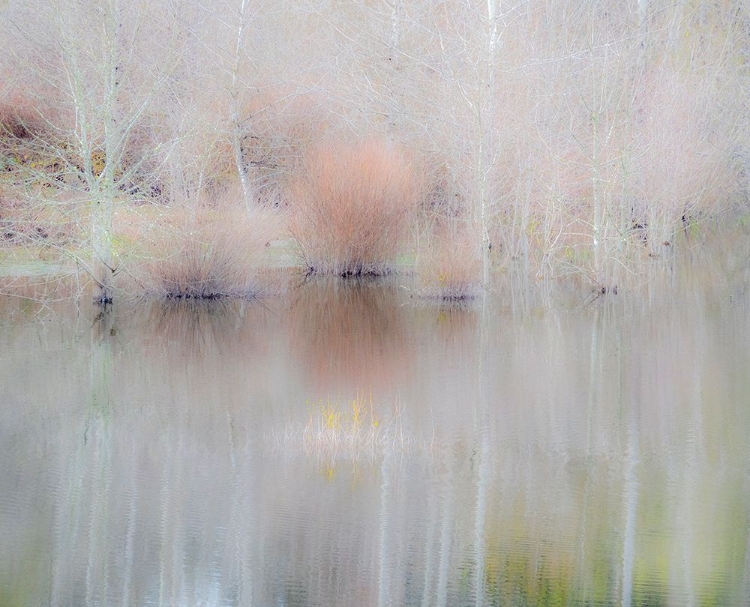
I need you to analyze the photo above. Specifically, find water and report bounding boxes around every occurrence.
[1,279,749,606]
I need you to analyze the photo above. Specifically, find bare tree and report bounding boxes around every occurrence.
[1,0,178,303]
[57,0,181,303]
[229,0,255,209]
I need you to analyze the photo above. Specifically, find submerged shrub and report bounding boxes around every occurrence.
[417,223,481,301]
[288,137,424,276]
[136,204,278,300]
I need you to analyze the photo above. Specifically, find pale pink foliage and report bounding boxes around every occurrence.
[289,137,424,276]
[136,198,279,299]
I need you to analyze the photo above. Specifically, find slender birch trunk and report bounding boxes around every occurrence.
[231,0,253,210]
[477,0,499,289]
[591,112,604,279]
[386,0,403,135]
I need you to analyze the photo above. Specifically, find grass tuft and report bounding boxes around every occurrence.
[134,202,279,300]
[266,391,422,466]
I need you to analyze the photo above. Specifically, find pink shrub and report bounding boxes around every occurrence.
[288,137,424,276]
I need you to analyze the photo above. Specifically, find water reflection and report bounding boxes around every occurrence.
[1,284,749,605]
[287,278,415,398]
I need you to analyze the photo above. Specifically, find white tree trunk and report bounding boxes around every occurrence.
[231,0,253,210]
[475,0,499,290]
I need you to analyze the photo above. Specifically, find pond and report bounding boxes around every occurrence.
[1,278,749,606]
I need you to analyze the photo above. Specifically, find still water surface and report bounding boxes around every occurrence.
[1,280,750,606]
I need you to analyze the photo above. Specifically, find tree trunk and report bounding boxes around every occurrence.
[91,194,115,304]
[231,0,253,210]
[476,0,499,290]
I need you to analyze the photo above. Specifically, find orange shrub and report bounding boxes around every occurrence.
[288,137,424,276]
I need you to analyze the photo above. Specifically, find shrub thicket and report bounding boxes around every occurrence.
[288,137,424,276]
[134,202,278,300]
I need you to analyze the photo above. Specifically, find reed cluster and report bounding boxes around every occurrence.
[266,392,421,466]
[134,204,278,300]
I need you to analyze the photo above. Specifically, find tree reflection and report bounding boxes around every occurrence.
[2,289,750,605]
